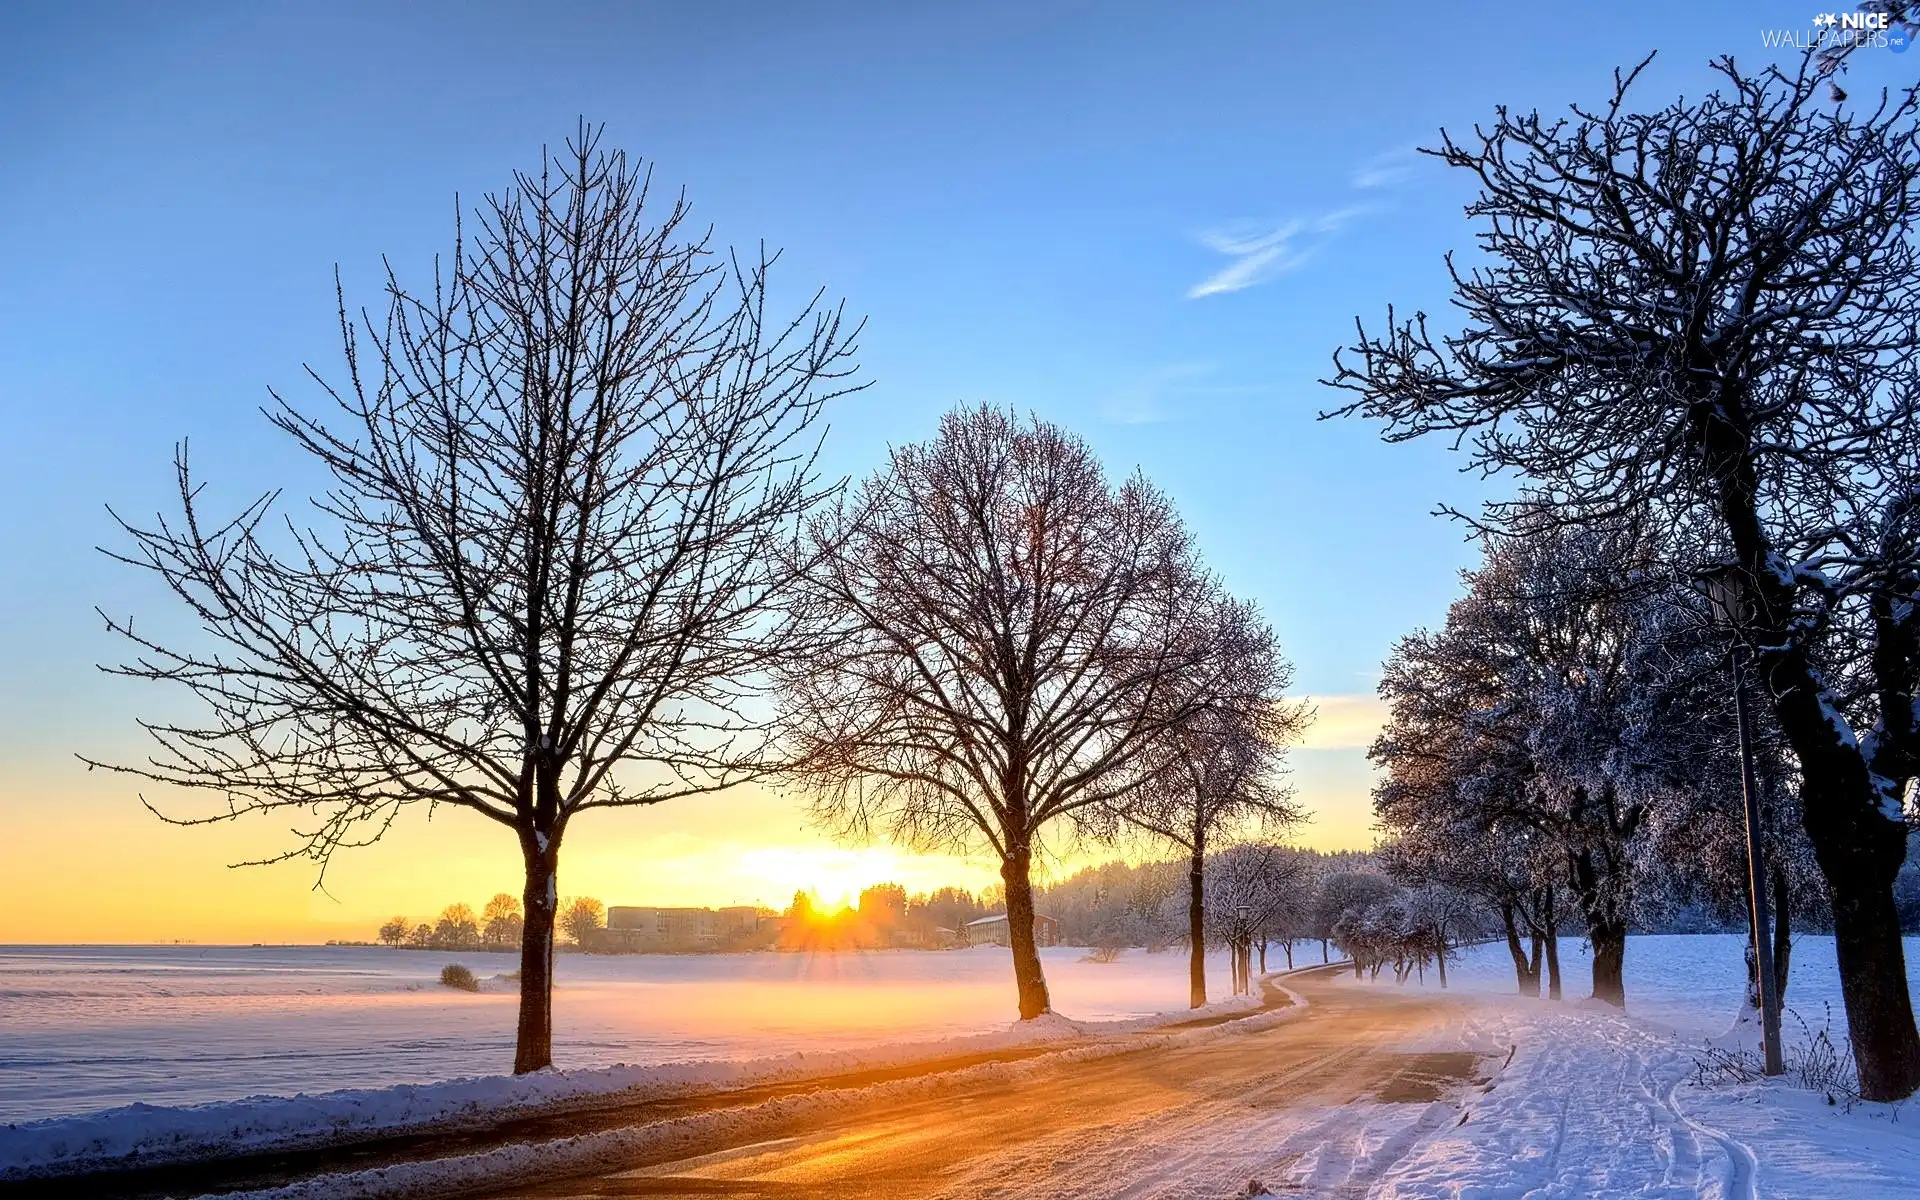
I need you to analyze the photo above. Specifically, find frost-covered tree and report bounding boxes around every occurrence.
[1318,868,1399,977]
[776,407,1230,1019]
[1381,832,1533,991]
[1205,843,1305,995]
[1374,522,1717,1007]
[1327,50,1920,1098]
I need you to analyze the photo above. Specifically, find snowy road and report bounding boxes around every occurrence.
[480,969,1501,1200]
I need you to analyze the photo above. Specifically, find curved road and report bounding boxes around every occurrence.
[483,970,1490,1200]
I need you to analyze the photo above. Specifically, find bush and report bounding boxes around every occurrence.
[439,963,479,992]
[1688,1003,1863,1110]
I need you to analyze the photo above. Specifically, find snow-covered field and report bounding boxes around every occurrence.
[10,934,1920,1194]
[7,935,1920,1126]
[0,942,1247,1123]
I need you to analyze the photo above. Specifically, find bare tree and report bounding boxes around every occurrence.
[378,915,409,947]
[88,125,863,1072]
[1325,53,1920,1097]
[775,406,1225,1019]
[1117,598,1308,1007]
[559,896,605,947]
[434,903,481,950]
[482,892,524,951]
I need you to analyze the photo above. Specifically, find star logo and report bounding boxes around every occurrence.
[1813,12,1837,25]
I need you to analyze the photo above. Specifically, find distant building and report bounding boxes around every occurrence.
[603,905,764,952]
[963,913,1057,948]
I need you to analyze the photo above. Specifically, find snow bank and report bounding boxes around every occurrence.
[0,974,1283,1182]
[1344,992,1920,1200]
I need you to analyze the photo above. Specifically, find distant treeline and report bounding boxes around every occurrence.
[378,894,607,953]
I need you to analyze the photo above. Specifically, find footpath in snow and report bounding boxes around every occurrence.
[1297,977,1920,1200]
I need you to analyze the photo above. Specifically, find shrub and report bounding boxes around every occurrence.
[1688,1003,1864,1110]
[439,963,480,992]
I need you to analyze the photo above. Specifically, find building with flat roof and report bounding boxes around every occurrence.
[603,905,764,951]
[963,912,1057,948]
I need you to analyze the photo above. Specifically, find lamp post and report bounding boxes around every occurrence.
[1236,904,1252,995]
[1707,569,1785,1076]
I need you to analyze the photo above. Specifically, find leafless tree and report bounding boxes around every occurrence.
[559,896,605,947]
[775,406,1225,1019]
[1116,598,1309,1007]
[482,892,524,951]
[87,125,863,1072]
[1325,52,1920,1098]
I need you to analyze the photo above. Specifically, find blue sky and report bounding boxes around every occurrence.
[0,1,1896,938]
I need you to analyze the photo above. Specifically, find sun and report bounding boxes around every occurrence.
[735,845,991,913]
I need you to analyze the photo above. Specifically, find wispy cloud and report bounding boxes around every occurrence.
[1185,143,1422,300]
[1351,145,1422,190]
[1186,222,1309,298]
[1186,206,1377,299]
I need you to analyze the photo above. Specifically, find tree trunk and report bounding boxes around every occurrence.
[1187,848,1207,1009]
[1772,859,1792,1004]
[1589,920,1626,1008]
[1284,941,1294,969]
[1542,886,1563,1001]
[1502,901,1539,997]
[1001,849,1053,1020]
[1825,850,1920,1099]
[1321,938,1328,964]
[1700,415,1920,1101]
[1436,938,1448,989]
[1569,848,1627,1007]
[513,841,560,1074]
[1258,940,1267,975]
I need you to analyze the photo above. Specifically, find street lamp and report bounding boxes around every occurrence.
[1706,568,1784,1077]
[1235,904,1252,995]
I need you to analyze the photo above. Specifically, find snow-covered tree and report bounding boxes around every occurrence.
[1374,522,1724,1007]
[1327,48,1920,1098]
[1204,843,1306,995]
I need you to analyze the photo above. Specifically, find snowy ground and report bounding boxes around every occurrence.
[1345,989,1920,1199]
[9,936,1920,1195]
[0,943,1247,1122]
